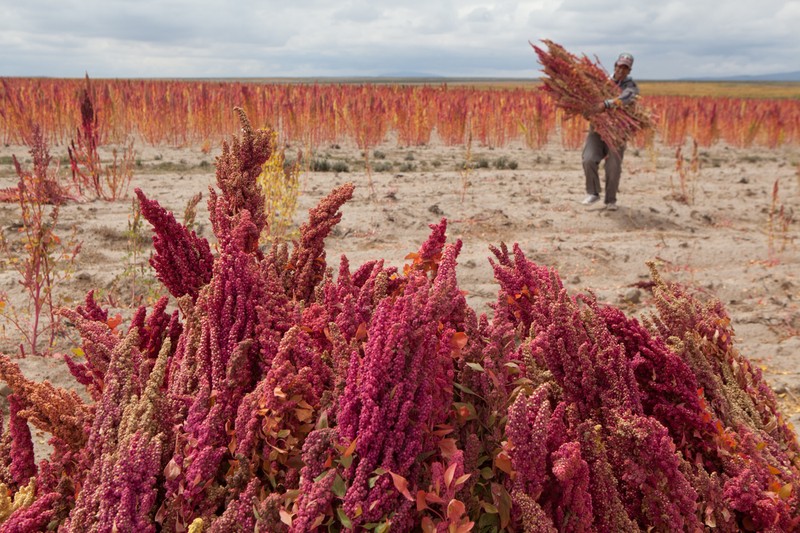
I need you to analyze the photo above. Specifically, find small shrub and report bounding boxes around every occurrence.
[768,178,795,259]
[0,128,81,355]
[331,161,350,173]
[311,158,332,172]
[493,156,518,170]
[670,139,699,204]
[108,197,163,307]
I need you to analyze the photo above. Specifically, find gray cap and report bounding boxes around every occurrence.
[616,53,634,68]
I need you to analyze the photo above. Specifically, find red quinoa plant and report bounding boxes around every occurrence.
[67,74,136,201]
[1,110,799,531]
[340,88,388,196]
[3,77,800,152]
[533,39,653,152]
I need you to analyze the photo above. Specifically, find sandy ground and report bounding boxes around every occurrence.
[1,135,799,448]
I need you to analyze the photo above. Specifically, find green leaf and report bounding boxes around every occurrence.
[466,362,485,372]
[453,382,479,396]
[367,468,386,488]
[339,455,353,469]
[283,489,301,503]
[477,512,500,531]
[336,507,353,529]
[480,501,499,514]
[332,473,346,498]
[416,450,436,463]
[316,410,329,429]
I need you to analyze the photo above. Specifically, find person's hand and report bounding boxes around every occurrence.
[596,102,606,113]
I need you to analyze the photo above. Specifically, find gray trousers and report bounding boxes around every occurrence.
[582,130,625,205]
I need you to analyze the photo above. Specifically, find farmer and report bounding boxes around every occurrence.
[581,52,639,210]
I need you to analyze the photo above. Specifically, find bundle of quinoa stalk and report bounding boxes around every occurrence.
[532,39,653,149]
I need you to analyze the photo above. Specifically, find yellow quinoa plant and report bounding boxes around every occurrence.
[257,131,301,244]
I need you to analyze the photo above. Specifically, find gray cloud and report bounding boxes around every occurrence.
[0,0,797,79]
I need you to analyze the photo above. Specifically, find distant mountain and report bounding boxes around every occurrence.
[683,71,800,82]
[377,71,446,79]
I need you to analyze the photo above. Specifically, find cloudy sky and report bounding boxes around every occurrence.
[1,0,798,80]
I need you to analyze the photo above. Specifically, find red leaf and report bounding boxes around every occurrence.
[107,314,123,332]
[447,499,466,521]
[355,322,368,341]
[164,458,181,480]
[416,490,428,511]
[444,462,457,488]
[425,492,446,505]
[310,514,326,529]
[450,331,468,356]
[433,425,454,437]
[454,473,471,488]
[279,509,293,527]
[389,471,414,501]
[154,502,167,524]
[343,437,358,458]
[495,451,513,475]
[439,438,458,460]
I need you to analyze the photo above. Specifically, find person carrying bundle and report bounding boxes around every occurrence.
[581,53,639,210]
